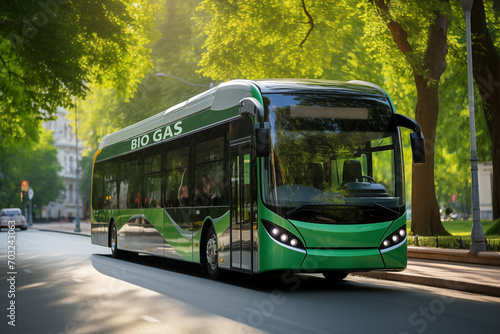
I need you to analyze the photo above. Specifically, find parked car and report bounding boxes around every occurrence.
[1,208,28,230]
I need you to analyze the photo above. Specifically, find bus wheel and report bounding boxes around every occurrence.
[205,225,220,279]
[323,272,348,282]
[110,223,121,258]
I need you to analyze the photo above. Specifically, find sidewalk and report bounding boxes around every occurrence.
[355,258,500,298]
[31,222,500,298]
[33,221,91,236]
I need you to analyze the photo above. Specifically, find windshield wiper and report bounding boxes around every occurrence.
[370,203,400,219]
[285,204,312,218]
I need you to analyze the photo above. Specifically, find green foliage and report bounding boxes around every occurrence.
[485,218,500,236]
[195,0,497,231]
[74,0,211,152]
[0,126,64,210]
[197,0,377,80]
[0,0,157,144]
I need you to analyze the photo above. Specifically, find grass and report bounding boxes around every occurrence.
[407,219,499,237]
[485,219,500,236]
[442,220,496,236]
[406,219,500,251]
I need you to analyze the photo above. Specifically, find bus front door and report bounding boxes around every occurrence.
[230,142,253,271]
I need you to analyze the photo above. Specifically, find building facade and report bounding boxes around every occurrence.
[478,162,494,220]
[41,107,84,221]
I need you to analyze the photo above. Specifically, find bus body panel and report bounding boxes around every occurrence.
[258,226,306,272]
[290,219,393,248]
[381,240,407,269]
[199,210,231,266]
[301,248,385,271]
[91,222,108,246]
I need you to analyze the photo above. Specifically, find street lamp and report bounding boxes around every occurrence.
[460,0,486,254]
[74,101,81,233]
[155,73,213,88]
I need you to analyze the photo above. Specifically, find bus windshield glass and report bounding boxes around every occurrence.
[261,92,405,224]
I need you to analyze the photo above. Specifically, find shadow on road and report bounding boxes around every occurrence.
[91,252,395,294]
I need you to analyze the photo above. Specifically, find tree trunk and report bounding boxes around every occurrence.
[411,74,445,235]
[373,1,449,235]
[471,0,500,220]
[411,12,450,235]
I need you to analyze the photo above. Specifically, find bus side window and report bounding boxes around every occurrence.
[146,173,161,208]
[165,147,190,207]
[92,163,103,209]
[120,158,141,209]
[144,152,162,208]
[194,137,227,206]
[104,161,118,209]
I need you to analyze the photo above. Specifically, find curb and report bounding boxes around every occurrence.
[353,271,500,298]
[408,246,500,266]
[33,227,91,237]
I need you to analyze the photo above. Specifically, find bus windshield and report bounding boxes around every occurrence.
[261,92,405,224]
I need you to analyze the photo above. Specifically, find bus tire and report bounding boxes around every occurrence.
[323,272,348,282]
[110,222,122,258]
[204,224,220,279]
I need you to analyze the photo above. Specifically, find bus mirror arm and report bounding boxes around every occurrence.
[395,114,425,164]
[239,97,264,125]
[239,97,271,157]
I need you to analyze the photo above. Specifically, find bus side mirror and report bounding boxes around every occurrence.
[256,127,271,157]
[410,132,425,164]
[395,114,425,164]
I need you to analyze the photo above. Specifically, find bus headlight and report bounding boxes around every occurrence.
[262,220,305,251]
[380,225,407,252]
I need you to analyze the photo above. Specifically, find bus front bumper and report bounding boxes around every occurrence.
[300,242,407,272]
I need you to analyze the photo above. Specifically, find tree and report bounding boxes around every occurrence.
[471,0,500,220]
[73,0,212,207]
[197,0,451,235]
[73,0,211,152]
[0,126,64,212]
[0,0,156,144]
[197,0,374,80]
[367,1,451,235]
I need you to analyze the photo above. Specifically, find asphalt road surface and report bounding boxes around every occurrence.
[1,229,499,334]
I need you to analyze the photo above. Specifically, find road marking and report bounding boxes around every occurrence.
[21,237,42,244]
[19,282,46,290]
[24,269,33,273]
[73,278,84,283]
[140,315,159,323]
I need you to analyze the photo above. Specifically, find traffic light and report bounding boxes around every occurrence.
[20,191,23,202]
[21,180,28,192]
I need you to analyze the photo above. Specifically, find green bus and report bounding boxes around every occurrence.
[91,79,425,280]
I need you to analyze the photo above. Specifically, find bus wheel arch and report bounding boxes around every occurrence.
[109,219,121,258]
[200,221,221,279]
[107,219,114,248]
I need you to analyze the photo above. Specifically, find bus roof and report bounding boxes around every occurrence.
[98,80,256,150]
[251,79,386,96]
[98,79,388,150]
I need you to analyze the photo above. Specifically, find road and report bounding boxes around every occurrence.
[1,229,499,334]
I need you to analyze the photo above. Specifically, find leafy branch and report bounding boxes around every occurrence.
[299,0,315,49]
